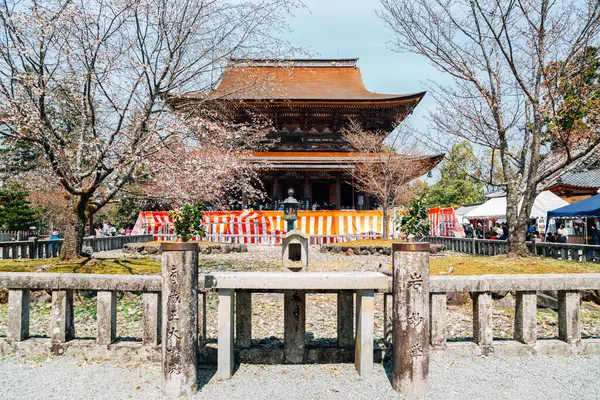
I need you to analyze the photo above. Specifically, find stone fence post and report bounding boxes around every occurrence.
[161,242,199,397]
[392,242,430,396]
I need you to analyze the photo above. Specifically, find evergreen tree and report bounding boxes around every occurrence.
[425,142,486,208]
[0,182,40,231]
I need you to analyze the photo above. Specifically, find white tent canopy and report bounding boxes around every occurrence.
[528,191,569,218]
[464,191,568,220]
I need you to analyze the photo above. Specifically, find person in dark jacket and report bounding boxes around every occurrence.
[591,225,600,245]
[465,223,474,238]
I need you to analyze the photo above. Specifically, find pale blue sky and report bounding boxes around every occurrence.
[283,0,452,181]
[283,0,452,138]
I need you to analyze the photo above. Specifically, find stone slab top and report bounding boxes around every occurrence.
[0,272,162,292]
[430,273,600,292]
[205,272,389,290]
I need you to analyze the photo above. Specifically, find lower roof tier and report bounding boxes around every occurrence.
[242,151,444,174]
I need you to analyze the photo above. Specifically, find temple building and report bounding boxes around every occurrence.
[169,58,443,209]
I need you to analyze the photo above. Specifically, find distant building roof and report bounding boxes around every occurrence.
[551,167,600,189]
[455,203,484,217]
[173,58,425,103]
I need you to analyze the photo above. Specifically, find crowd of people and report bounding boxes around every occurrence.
[464,221,509,240]
[94,222,132,237]
[462,221,600,245]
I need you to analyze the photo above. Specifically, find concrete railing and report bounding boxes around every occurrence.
[528,241,600,262]
[429,236,510,255]
[0,234,154,260]
[2,271,599,360]
[0,272,162,359]
[429,236,600,262]
[83,234,154,253]
[396,273,600,357]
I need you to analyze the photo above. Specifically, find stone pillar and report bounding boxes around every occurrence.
[217,288,235,379]
[558,290,580,344]
[198,291,207,348]
[161,242,199,396]
[391,242,430,396]
[51,290,74,351]
[355,289,374,375]
[284,290,306,363]
[236,291,252,348]
[472,292,493,349]
[8,289,30,342]
[97,291,117,345]
[143,292,161,346]
[383,293,391,344]
[430,293,447,347]
[514,291,537,345]
[337,291,354,348]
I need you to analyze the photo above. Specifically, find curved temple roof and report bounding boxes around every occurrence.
[176,58,425,104]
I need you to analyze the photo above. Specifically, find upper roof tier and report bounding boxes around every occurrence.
[175,58,425,103]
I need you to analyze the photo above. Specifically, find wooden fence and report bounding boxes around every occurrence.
[0,234,153,260]
[428,236,600,262]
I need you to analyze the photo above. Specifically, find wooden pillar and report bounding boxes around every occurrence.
[303,176,311,205]
[392,242,430,396]
[273,175,280,206]
[335,176,342,209]
[242,190,248,209]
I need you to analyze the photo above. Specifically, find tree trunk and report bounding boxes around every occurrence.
[507,219,529,257]
[382,205,389,240]
[505,188,532,257]
[59,219,86,260]
[59,198,89,261]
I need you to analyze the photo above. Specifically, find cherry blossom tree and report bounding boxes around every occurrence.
[380,0,600,255]
[143,110,272,208]
[341,119,443,239]
[0,0,298,259]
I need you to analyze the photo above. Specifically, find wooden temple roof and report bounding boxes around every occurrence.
[171,59,425,105]
[242,151,444,173]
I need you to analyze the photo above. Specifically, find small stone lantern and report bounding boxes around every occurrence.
[280,188,308,271]
[282,188,299,232]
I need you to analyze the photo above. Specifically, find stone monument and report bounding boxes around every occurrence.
[281,188,309,271]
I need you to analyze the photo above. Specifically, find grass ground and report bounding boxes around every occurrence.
[0,258,160,275]
[429,254,600,275]
[1,252,599,275]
